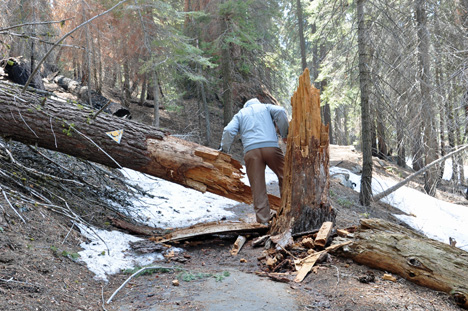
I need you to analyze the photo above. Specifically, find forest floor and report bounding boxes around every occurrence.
[1,90,467,311]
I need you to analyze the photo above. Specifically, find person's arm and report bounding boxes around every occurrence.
[219,115,240,153]
[268,105,289,139]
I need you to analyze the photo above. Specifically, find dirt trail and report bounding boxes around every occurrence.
[114,270,299,311]
[104,145,460,311]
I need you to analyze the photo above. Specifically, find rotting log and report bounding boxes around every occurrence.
[340,218,468,309]
[271,68,335,236]
[0,81,280,208]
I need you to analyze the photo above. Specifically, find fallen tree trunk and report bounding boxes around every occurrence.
[340,218,468,309]
[0,81,280,208]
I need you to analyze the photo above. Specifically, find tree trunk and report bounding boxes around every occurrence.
[357,0,373,206]
[220,9,233,126]
[271,68,334,235]
[123,56,131,106]
[396,116,406,168]
[296,0,307,71]
[376,105,388,158]
[83,2,93,108]
[0,82,281,208]
[139,74,147,106]
[416,0,439,196]
[198,72,211,146]
[373,143,468,202]
[151,69,160,128]
[341,218,468,309]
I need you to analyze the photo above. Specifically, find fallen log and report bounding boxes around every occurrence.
[340,218,468,309]
[0,81,280,208]
[149,221,268,243]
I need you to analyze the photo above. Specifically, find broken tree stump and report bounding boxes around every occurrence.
[341,218,468,309]
[271,68,335,236]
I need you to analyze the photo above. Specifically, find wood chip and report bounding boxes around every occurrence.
[302,237,315,249]
[336,229,350,237]
[252,235,270,247]
[382,273,397,282]
[230,235,247,256]
[314,221,333,248]
[266,256,277,267]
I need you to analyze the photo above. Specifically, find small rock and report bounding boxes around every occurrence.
[172,279,180,286]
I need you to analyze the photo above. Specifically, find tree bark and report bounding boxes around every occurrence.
[220,8,233,126]
[0,82,280,209]
[357,0,373,206]
[416,0,439,196]
[296,0,307,71]
[341,218,468,309]
[271,68,334,235]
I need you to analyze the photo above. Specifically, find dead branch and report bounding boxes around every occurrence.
[373,144,468,201]
[106,266,176,304]
[1,186,26,223]
[0,31,85,49]
[0,18,75,32]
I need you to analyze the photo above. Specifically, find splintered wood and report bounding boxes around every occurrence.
[314,221,333,248]
[294,251,326,282]
[230,235,247,256]
[271,68,334,236]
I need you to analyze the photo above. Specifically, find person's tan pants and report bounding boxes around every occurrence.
[244,147,284,223]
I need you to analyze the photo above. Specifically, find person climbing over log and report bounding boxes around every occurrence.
[219,98,289,225]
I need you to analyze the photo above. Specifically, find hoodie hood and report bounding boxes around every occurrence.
[243,98,262,108]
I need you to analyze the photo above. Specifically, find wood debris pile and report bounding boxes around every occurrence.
[251,221,355,283]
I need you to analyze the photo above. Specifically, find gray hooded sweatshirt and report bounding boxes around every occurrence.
[220,98,289,154]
